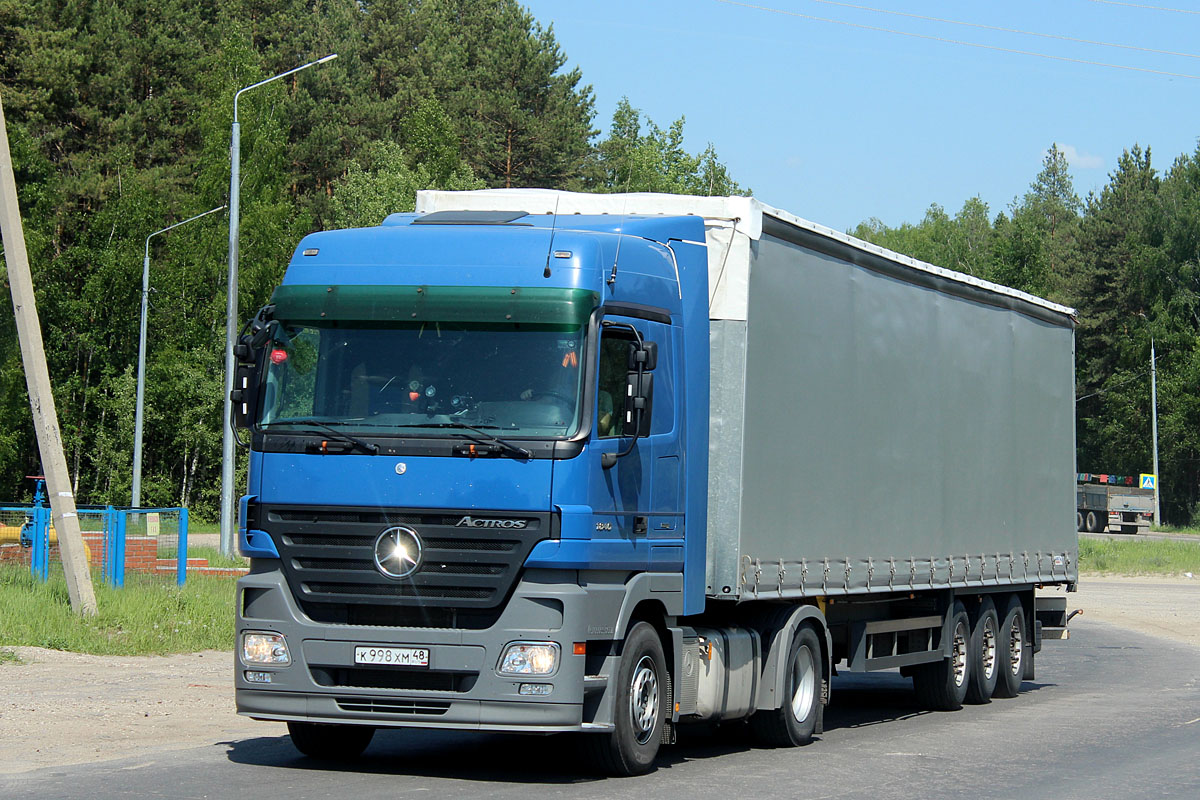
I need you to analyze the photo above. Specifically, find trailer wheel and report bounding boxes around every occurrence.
[912,601,970,711]
[1076,511,1085,532]
[750,624,822,747]
[286,721,374,759]
[1085,510,1103,533]
[965,597,999,704]
[993,596,1027,698]
[587,621,665,776]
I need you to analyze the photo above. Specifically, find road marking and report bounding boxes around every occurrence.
[1183,717,1200,726]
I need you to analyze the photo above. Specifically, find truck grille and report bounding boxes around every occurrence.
[260,504,550,628]
[312,666,478,692]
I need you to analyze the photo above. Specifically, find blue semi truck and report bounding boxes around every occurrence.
[232,190,1078,775]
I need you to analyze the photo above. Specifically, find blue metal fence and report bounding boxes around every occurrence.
[1,481,189,586]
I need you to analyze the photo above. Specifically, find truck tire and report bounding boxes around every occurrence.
[749,624,822,747]
[912,601,970,711]
[965,597,999,704]
[286,721,375,759]
[1076,511,1085,532]
[587,621,665,776]
[1085,510,1103,533]
[993,596,1027,698]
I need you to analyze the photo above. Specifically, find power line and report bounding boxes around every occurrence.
[713,0,1200,81]
[1085,0,1200,16]
[805,0,1200,61]
[1076,366,1152,403]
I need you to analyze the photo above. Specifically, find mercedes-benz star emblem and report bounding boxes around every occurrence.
[373,526,423,579]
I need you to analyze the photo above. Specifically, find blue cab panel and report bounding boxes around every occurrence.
[256,452,553,511]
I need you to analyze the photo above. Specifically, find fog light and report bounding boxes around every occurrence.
[498,642,560,675]
[242,632,290,665]
[519,683,553,696]
[244,671,274,684]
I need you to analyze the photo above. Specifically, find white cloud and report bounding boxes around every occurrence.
[1053,143,1104,170]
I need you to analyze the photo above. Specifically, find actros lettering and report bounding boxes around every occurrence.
[455,516,528,529]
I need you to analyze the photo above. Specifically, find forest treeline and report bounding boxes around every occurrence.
[2,1,1199,523]
[0,0,741,517]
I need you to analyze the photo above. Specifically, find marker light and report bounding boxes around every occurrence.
[519,683,553,696]
[270,349,288,365]
[498,642,560,676]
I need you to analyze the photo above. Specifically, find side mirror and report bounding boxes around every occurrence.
[601,369,654,469]
[230,359,259,430]
[230,329,265,430]
[627,341,657,371]
[624,370,653,437]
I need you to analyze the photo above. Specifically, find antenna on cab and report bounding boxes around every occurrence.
[543,195,562,279]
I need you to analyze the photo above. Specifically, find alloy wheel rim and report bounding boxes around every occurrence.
[952,622,968,687]
[981,617,998,680]
[630,656,659,744]
[790,647,817,722]
[1009,618,1024,676]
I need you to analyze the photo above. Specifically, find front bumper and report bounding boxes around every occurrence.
[234,566,625,733]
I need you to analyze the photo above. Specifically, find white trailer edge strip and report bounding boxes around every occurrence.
[757,200,1076,319]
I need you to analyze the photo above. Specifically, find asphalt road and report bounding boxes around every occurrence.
[4,617,1198,800]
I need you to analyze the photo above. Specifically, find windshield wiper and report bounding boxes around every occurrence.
[397,422,532,460]
[260,418,379,455]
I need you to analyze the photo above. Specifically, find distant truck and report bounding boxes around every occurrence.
[230,190,1077,775]
[1077,482,1154,533]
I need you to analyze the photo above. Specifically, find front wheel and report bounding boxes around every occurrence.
[286,721,375,759]
[750,624,822,746]
[587,621,666,776]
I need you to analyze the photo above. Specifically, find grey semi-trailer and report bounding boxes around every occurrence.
[232,190,1077,775]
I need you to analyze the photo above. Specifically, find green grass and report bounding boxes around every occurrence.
[1078,536,1200,575]
[0,647,21,664]
[187,520,220,535]
[0,564,236,655]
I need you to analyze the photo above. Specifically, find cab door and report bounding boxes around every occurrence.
[587,313,679,542]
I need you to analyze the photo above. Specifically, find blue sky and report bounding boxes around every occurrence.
[520,0,1200,232]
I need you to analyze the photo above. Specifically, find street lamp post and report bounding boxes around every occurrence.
[220,53,337,556]
[133,204,226,508]
[1150,336,1161,526]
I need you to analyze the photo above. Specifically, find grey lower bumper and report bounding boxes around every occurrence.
[237,689,583,732]
[234,566,679,733]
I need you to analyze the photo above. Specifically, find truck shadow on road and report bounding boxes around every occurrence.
[825,671,1053,731]
[223,676,1053,781]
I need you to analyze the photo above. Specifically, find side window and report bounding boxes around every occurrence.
[597,332,634,438]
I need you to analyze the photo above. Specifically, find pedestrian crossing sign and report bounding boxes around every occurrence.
[1140,473,1156,490]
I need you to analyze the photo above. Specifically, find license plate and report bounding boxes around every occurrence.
[354,646,429,667]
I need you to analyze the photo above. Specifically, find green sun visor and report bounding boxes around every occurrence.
[270,285,598,325]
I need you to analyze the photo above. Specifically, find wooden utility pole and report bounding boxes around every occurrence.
[0,91,97,615]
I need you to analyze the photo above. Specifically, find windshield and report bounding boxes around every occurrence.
[257,320,586,438]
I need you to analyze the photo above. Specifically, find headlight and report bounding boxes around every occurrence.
[498,642,560,675]
[242,631,290,665]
